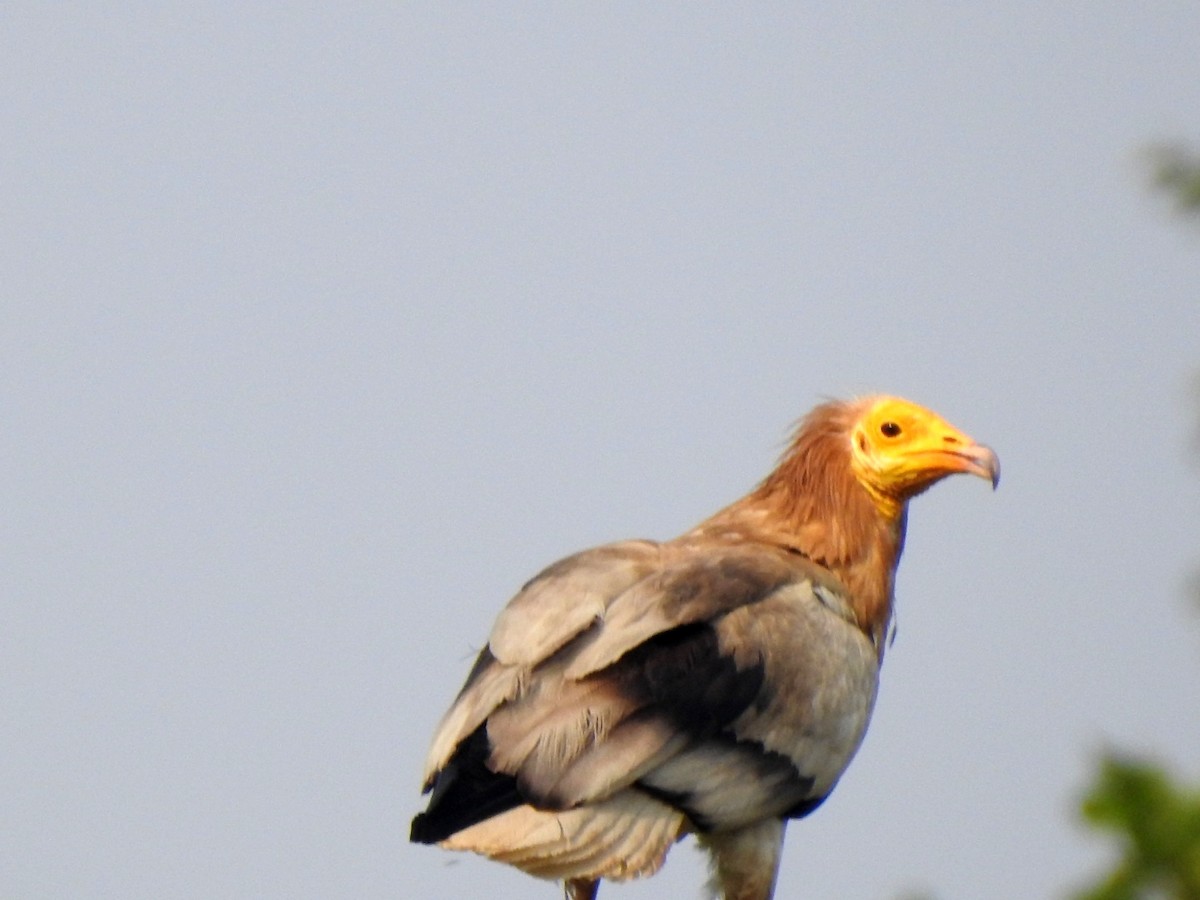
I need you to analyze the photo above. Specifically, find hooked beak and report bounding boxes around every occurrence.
[903,434,1000,492]
[954,442,1001,489]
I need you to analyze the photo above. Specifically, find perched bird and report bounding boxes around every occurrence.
[411,396,998,900]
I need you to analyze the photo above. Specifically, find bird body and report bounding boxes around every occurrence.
[411,396,998,899]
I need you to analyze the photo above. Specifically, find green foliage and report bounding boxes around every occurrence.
[1149,144,1200,216]
[1073,755,1200,900]
[1069,149,1200,900]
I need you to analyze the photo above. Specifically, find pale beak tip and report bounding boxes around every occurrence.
[981,445,1000,490]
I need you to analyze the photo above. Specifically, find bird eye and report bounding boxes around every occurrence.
[880,421,902,438]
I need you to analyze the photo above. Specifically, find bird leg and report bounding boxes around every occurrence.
[564,878,598,900]
[699,819,786,900]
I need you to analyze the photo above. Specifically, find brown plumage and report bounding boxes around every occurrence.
[411,396,998,899]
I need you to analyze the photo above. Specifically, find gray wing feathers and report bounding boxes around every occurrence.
[564,544,801,679]
[422,534,878,837]
[422,540,660,786]
[488,540,661,666]
[421,661,525,789]
[639,741,814,829]
[717,584,879,794]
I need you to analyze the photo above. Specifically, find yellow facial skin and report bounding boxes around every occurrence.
[849,396,1000,518]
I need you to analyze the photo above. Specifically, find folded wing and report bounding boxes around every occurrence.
[411,535,879,884]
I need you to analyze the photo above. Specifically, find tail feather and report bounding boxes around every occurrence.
[441,790,687,882]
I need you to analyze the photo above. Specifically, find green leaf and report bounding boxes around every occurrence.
[1073,753,1200,900]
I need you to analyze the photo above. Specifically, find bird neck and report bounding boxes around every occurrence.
[698,422,907,654]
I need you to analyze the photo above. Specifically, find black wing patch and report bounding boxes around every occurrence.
[411,622,769,842]
[612,622,763,735]
[410,724,521,845]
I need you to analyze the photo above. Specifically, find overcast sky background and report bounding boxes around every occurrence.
[3,5,1199,899]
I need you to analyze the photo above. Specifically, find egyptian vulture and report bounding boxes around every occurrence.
[411,395,998,899]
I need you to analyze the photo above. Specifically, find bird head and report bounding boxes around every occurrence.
[848,396,1000,518]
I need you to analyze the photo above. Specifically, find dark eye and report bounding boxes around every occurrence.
[880,421,902,438]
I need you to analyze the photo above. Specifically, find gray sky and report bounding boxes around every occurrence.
[3,5,1199,899]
